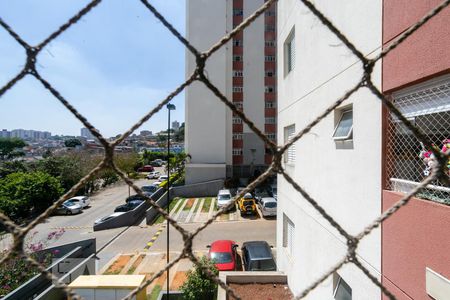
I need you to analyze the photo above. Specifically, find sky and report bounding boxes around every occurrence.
[0,0,186,137]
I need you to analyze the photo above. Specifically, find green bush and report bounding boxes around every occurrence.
[0,172,63,222]
[180,256,218,300]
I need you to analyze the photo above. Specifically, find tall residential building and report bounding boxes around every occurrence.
[80,127,95,140]
[171,121,180,132]
[185,0,277,184]
[277,1,449,299]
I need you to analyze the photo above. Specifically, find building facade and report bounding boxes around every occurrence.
[276,0,383,298]
[277,0,449,299]
[185,0,277,184]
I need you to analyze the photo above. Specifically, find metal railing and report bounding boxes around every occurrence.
[1,0,449,299]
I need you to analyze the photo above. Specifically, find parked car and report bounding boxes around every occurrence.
[146,171,161,179]
[217,189,233,209]
[258,197,277,217]
[137,165,154,172]
[236,187,247,197]
[151,159,164,167]
[54,200,82,215]
[67,196,90,209]
[268,184,277,200]
[125,192,152,203]
[238,193,257,216]
[241,241,276,271]
[114,200,144,212]
[254,188,271,203]
[152,181,163,187]
[141,185,158,193]
[158,175,168,181]
[94,212,126,225]
[207,240,238,271]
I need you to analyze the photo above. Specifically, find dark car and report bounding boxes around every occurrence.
[125,192,152,203]
[114,200,144,212]
[242,241,276,271]
[141,185,158,193]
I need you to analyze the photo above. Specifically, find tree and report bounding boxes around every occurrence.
[0,160,28,178]
[180,256,218,300]
[64,138,82,148]
[0,172,63,222]
[0,138,26,160]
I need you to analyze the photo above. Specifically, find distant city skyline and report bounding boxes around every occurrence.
[0,0,185,137]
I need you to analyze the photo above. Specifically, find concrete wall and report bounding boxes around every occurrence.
[382,191,450,299]
[185,0,230,183]
[382,0,450,92]
[276,0,382,298]
[185,163,226,185]
[5,239,96,300]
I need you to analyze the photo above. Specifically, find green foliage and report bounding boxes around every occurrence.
[0,229,64,297]
[0,160,28,178]
[0,172,63,221]
[0,138,26,160]
[115,153,140,175]
[64,138,82,148]
[180,256,218,300]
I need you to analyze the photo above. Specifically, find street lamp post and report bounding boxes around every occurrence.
[166,103,175,299]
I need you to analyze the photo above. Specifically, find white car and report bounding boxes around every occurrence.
[217,189,233,209]
[146,171,161,179]
[258,197,277,217]
[68,196,90,209]
[158,175,169,181]
[94,212,126,225]
[152,181,163,187]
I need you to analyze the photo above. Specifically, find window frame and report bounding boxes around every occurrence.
[284,124,296,164]
[282,214,295,255]
[284,27,295,76]
[333,275,352,300]
[332,109,353,141]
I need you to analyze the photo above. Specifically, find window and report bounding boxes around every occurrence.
[233,86,243,93]
[233,70,243,77]
[284,124,296,163]
[266,133,276,140]
[333,109,353,140]
[265,101,276,108]
[233,9,243,16]
[234,101,243,109]
[265,117,276,124]
[265,70,275,77]
[265,40,276,47]
[333,274,352,300]
[233,148,243,156]
[283,214,294,255]
[265,10,275,16]
[232,117,242,124]
[233,40,242,47]
[284,28,295,75]
[233,133,243,140]
[265,24,275,32]
[265,86,275,93]
[233,55,242,61]
[265,55,276,62]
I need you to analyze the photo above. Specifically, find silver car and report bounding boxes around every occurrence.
[217,189,233,209]
[55,200,82,215]
[259,197,277,217]
[68,196,90,209]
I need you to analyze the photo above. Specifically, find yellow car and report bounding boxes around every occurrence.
[238,193,257,216]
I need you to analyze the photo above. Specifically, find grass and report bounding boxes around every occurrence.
[183,198,195,211]
[148,285,162,300]
[201,197,212,212]
[153,197,182,224]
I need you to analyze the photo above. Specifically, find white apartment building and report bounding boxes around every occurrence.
[276,1,382,299]
[185,0,277,184]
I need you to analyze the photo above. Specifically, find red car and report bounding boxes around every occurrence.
[137,165,154,172]
[207,240,238,271]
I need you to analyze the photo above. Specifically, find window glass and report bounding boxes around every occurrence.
[334,277,352,300]
[210,252,232,264]
[333,110,353,140]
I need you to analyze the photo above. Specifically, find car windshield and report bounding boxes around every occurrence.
[142,186,155,192]
[265,202,277,208]
[250,259,276,271]
[218,195,231,200]
[210,252,232,264]
[64,200,76,206]
[243,200,254,206]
